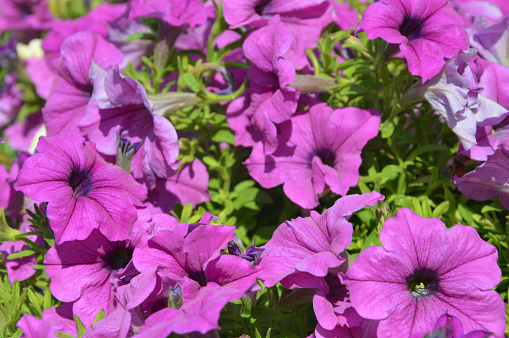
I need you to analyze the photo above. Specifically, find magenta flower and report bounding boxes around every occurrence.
[133,215,263,305]
[137,278,239,337]
[260,192,384,287]
[85,269,164,337]
[455,146,509,210]
[41,3,126,69]
[236,15,299,153]
[145,159,210,215]
[42,31,123,137]
[128,0,213,29]
[0,73,22,129]
[410,313,490,338]
[14,132,147,243]
[245,103,380,208]
[82,66,180,189]
[0,0,53,32]
[223,0,332,69]
[312,318,379,338]
[0,220,44,285]
[344,208,505,337]
[44,208,152,326]
[359,0,469,82]
[17,303,77,338]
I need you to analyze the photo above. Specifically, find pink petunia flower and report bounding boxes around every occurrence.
[359,0,469,82]
[245,103,380,209]
[344,208,505,337]
[410,312,490,338]
[44,208,153,326]
[14,132,147,244]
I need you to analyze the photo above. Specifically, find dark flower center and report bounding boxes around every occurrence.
[324,274,348,304]
[399,15,424,42]
[189,270,209,287]
[254,0,272,16]
[67,167,93,198]
[406,267,440,298]
[104,248,133,271]
[313,147,336,167]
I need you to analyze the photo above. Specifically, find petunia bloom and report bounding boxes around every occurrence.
[402,49,508,150]
[410,312,490,338]
[455,145,509,210]
[44,208,153,326]
[359,0,469,82]
[344,208,505,337]
[245,103,380,208]
[14,132,147,243]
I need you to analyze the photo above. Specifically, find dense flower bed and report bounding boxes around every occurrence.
[0,0,508,337]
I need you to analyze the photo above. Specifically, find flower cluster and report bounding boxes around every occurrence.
[0,0,508,337]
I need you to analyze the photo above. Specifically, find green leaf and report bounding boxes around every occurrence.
[92,309,105,324]
[362,229,382,249]
[125,32,155,42]
[421,197,432,218]
[7,249,37,260]
[211,129,235,145]
[432,201,450,218]
[43,286,52,310]
[481,205,501,213]
[380,121,395,138]
[26,288,42,318]
[12,330,23,338]
[380,165,401,184]
[182,73,202,93]
[252,325,263,338]
[250,306,283,323]
[407,144,450,161]
[234,180,255,193]
[56,333,76,338]
[74,315,87,337]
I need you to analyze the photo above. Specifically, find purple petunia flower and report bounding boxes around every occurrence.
[14,132,147,243]
[344,208,505,337]
[17,303,77,338]
[223,0,332,70]
[455,145,509,210]
[410,312,490,338]
[403,49,508,150]
[0,219,44,285]
[359,0,469,82]
[260,192,384,286]
[44,207,153,326]
[232,15,299,154]
[245,103,380,209]
[137,277,239,337]
[470,16,509,67]
[82,66,180,190]
[0,0,53,32]
[42,31,123,137]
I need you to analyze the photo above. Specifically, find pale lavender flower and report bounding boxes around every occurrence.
[470,16,509,66]
[455,145,509,210]
[403,49,508,150]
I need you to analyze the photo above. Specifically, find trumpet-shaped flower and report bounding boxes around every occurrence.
[14,132,147,243]
[359,0,469,82]
[245,103,380,208]
[344,208,505,337]
[455,146,509,210]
